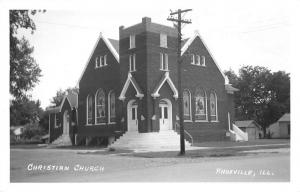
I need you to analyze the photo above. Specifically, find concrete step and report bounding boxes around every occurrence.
[51,134,72,146]
[109,130,192,151]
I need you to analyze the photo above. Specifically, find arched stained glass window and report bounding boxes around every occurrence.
[183,89,192,121]
[95,89,105,124]
[108,90,116,123]
[195,88,207,121]
[210,91,218,121]
[87,95,93,125]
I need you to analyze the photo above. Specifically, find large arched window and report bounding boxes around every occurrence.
[95,89,105,124]
[195,88,207,121]
[210,91,218,121]
[108,90,116,123]
[183,89,192,121]
[86,95,93,125]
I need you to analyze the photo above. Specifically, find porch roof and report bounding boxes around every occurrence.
[151,72,178,99]
[46,92,78,114]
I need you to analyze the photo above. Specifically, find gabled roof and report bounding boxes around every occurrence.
[46,92,78,114]
[225,84,239,94]
[181,38,189,48]
[151,72,178,99]
[181,30,227,81]
[76,33,119,88]
[235,120,261,129]
[278,113,290,122]
[10,125,26,131]
[108,38,119,54]
[119,73,144,101]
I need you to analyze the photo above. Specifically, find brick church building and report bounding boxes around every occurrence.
[46,17,240,148]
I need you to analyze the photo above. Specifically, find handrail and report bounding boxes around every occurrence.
[232,124,248,141]
[174,122,193,146]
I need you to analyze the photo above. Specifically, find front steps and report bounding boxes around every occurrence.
[109,130,195,152]
[51,134,72,146]
[229,124,248,142]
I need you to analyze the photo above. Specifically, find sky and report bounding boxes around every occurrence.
[8,0,292,109]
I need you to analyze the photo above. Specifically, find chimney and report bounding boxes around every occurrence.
[142,17,151,24]
[119,25,124,31]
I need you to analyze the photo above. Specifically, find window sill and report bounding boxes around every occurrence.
[210,120,219,123]
[191,63,206,67]
[95,123,106,125]
[184,120,193,122]
[160,46,168,48]
[108,122,116,124]
[85,124,93,126]
[95,65,108,69]
[195,120,208,122]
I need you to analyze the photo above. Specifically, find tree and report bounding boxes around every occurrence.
[10,10,43,100]
[10,97,43,126]
[224,68,239,86]
[10,10,45,127]
[224,66,290,137]
[50,87,78,107]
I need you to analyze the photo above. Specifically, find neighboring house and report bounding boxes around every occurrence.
[235,120,263,140]
[47,17,239,146]
[10,125,26,141]
[267,113,290,139]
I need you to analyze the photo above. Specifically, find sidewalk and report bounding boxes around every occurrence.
[126,143,290,158]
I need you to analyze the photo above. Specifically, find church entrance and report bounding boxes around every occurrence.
[63,110,70,135]
[159,99,172,131]
[127,99,138,132]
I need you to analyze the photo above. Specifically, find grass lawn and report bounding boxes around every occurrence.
[193,139,290,148]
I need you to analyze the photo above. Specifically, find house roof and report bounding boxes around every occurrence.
[181,38,189,48]
[108,38,119,54]
[65,92,78,109]
[267,122,279,130]
[225,84,239,94]
[278,113,290,122]
[45,106,60,114]
[10,125,25,131]
[235,120,261,128]
[46,92,78,114]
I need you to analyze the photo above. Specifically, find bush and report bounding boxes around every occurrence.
[21,123,46,140]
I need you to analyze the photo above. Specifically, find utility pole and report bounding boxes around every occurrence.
[167,9,192,155]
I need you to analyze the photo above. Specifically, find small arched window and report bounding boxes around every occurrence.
[108,90,116,123]
[195,88,207,121]
[183,89,192,121]
[210,91,218,121]
[95,89,105,124]
[86,95,93,125]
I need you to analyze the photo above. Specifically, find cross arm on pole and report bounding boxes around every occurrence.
[170,9,192,15]
[167,17,192,24]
